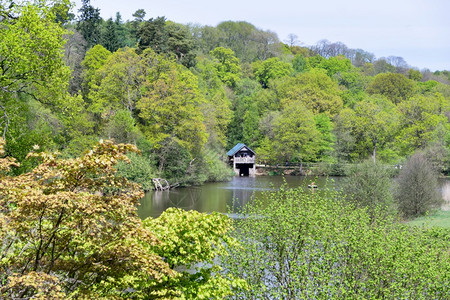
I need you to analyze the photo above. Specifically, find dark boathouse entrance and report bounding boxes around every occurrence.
[227,143,256,176]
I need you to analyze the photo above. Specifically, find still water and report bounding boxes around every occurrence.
[138,176,340,219]
[138,176,450,219]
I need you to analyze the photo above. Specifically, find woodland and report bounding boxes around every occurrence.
[1,0,449,187]
[0,0,449,298]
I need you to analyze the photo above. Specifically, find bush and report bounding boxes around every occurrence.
[116,152,157,191]
[343,160,395,217]
[223,186,450,299]
[395,152,443,218]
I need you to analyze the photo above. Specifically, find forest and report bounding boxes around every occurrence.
[1,0,449,187]
[0,0,449,298]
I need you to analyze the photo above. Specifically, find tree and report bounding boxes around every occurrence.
[210,47,242,87]
[373,58,396,74]
[396,95,448,156]
[351,96,398,161]
[395,152,443,218]
[408,68,423,81]
[101,18,120,52]
[367,73,415,104]
[277,69,343,116]
[317,55,352,77]
[80,44,111,99]
[0,140,174,298]
[343,160,395,218]
[333,108,357,163]
[314,113,335,161]
[137,52,207,155]
[137,16,168,54]
[292,54,308,73]
[166,22,196,67]
[254,57,293,88]
[63,29,87,94]
[285,33,299,47]
[142,208,246,298]
[195,57,232,147]
[0,2,70,137]
[76,0,102,49]
[272,102,320,162]
[87,47,147,119]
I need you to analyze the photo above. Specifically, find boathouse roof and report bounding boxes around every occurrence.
[227,143,255,156]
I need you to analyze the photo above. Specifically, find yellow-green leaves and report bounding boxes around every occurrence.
[0,140,174,298]
[143,208,245,299]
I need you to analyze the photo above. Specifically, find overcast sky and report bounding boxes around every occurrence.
[73,0,450,71]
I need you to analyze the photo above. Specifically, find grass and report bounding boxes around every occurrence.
[407,210,450,228]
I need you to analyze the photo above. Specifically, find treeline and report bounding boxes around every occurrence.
[1,0,449,188]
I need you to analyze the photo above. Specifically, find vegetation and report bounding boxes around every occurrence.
[407,210,450,228]
[395,152,443,218]
[0,139,242,298]
[342,160,395,217]
[1,0,449,187]
[0,1,449,297]
[223,186,450,299]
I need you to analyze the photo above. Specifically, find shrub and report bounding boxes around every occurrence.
[116,152,157,191]
[223,186,450,299]
[343,160,395,217]
[395,152,443,218]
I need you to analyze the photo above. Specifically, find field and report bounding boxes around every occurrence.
[407,210,450,228]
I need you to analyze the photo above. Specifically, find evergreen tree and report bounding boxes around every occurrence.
[137,16,168,54]
[76,0,102,49]
[101,18,119,52]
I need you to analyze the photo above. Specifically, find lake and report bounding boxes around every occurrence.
[137,176,450,219]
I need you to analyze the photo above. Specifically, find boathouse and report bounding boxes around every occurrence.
[227,143,256,176]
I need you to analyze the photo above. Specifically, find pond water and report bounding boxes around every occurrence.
[138,176,340,219]
[138,176,450,219]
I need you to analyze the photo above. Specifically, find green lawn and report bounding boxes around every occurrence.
[407,210,450,228]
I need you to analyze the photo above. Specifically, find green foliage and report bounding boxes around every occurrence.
[254,57,293,88]
[104,109,141,144]
[195,57,232,147]
[314,113,336,161]
[317,55,352,77]
[143,208,246,299]
[137,54,207,154]
[100,17,120,52]
[210,47,242,87]
[224,186,450,299]
[272,102,320,162]
[116,152,157,191]
[87,47,146,122]
[396,94,448,156]
[408,68,423,81]
[277,69,343,116]
[80,44,111,97]
[137,18,196,67]
[0,141,175,298]
[0,1,70,140]
[395,152,443,218]
[343,160,395,217]
[213,21,282,62]
[137,16,168,53]
[351,95,398,161]
[76,0,102,48]
[292,54,308,73]
[367,72,415,104]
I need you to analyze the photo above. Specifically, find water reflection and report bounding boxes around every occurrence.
[137,176,450,219]
[138,176,339,219]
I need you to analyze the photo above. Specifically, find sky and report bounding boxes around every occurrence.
[72,0,450,71]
